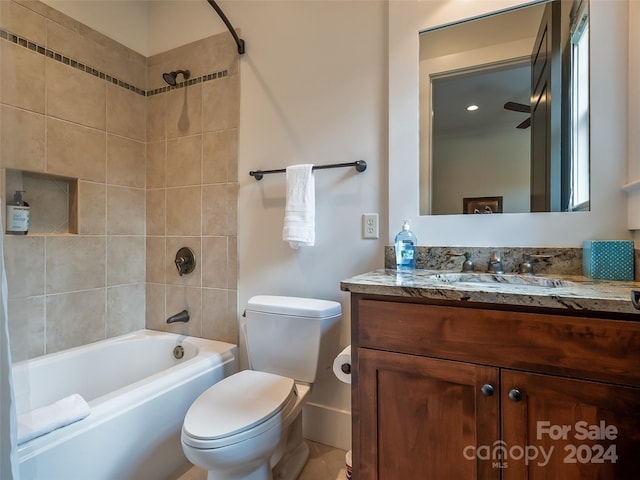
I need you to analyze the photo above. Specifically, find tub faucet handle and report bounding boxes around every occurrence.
[174,247,196,276]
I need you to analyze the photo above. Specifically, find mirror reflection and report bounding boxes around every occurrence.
[419,0,590,215]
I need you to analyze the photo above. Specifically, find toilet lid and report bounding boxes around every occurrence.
[183,370,296,442]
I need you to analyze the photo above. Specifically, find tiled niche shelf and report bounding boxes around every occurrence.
[5,169,78,235]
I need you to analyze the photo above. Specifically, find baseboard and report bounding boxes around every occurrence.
[302,401,352,451]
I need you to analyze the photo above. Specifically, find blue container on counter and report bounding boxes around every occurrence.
[582,240,634,281]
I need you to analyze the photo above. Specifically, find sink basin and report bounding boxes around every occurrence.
[429,272,574,289]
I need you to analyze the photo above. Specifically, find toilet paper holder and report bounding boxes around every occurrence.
[333,345,352,384]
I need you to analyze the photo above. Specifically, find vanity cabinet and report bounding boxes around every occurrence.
[351,295,640,479]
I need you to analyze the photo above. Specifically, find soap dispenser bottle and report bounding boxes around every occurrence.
[395,220,417,270]
[6,190,29,235]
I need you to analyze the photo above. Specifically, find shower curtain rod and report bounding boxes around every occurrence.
[206,0,246,55]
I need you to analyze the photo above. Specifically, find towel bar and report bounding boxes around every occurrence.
[249,160,367,181]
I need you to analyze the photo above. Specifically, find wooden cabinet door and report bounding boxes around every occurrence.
[358,348,500,479]
[502,370,640,479]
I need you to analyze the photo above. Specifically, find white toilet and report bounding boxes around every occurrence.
[181,295,342,480]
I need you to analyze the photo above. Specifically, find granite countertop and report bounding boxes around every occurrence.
[340,269,640,316]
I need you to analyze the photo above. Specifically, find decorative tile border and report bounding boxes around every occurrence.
[145,70,228,97]
[0,27,228,97]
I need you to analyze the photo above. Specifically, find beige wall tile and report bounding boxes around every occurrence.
[146,94,166,143]
[166,84,202,139]
[46,59,106,130]
[146,188,165,236]
[47,117,106,182]
[27,0,79,32]
[0,1,47,44]
[46,289,106,353]
[46,18,106,72]
[203,129,238,184]
[22,173,69,234]
[106,84,145,141]
[0,17,240,357]
[202,184,227,236]
[45,235,106,293]
[228,236,238,289]
[1,41,45,113]
[4,235,44,298]
[107,283,145,337]
[227,183,238,236]
[203,34,239,78]
[78,180,105,235]
[145,58,169,94]
[166,186,201,236]
[202,290,236,344]
[146,141,166,188]
[167,135,202,187]
[147,44,199,93]
[107,185,145,235]
[145,282,166,330]
[166,237,201,287]
[166,285,201,337]
[107,236,145,286]
[105,39,146,91]
[107,135,145,188]
[201,236,227,289]
[146,32,237,91]
[0,105,45,172]
[202,288,237,344]
[146,236,165,284]
[8,295,45,362]
[202,75,239,133]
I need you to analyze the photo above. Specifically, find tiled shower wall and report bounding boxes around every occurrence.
[0,0,239,361]
[144,31,239,343]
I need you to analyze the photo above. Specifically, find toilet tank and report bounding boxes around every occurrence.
[245,295,342,383]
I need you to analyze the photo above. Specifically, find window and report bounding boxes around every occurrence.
[569,0,590,211]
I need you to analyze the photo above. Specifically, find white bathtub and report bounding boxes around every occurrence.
[13,329,238,479]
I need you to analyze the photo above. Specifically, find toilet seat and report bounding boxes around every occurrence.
[182,370,298,449]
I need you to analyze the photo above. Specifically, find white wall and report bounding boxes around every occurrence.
[391,0,631,247]
[230,1,387,450]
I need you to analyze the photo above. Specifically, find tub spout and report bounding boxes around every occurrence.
[167,310,189,324]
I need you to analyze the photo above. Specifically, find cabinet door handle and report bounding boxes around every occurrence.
[508,388,522,402]
[480,384,494,396]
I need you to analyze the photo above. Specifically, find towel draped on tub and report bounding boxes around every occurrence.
[17,393,90,444]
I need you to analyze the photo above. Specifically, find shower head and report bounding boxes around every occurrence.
[162,69,190,86]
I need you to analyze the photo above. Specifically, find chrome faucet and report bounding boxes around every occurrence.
[487,250,504,274]
[518,253,552,274]
[446,252,475,272]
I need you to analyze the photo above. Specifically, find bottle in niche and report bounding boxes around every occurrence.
[395,220,417,270]
[6,191,29,235]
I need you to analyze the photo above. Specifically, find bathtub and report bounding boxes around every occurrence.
[13,329,238,479]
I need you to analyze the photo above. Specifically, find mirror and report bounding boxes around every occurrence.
[419,0,590,215]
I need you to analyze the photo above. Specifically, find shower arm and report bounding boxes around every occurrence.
[206,0,246,55]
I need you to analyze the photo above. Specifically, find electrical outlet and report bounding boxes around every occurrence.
[362,213,379,239]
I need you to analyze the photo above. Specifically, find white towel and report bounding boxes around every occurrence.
[17,393,90,444]
[283,164,315,249]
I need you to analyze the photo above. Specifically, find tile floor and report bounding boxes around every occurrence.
[176,440,347,480]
